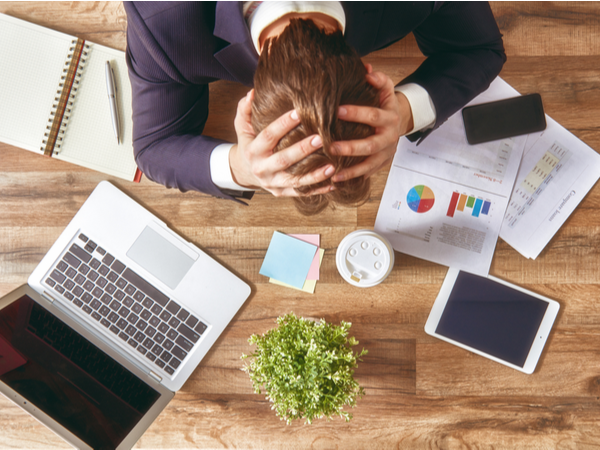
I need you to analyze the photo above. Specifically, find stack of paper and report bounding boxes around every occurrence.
[259,231,324,294]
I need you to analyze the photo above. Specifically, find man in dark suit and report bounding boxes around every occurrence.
[124,2,506,203]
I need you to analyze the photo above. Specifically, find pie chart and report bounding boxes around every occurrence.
[407,185,435,213]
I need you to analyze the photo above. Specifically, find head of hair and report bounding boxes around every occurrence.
[251,18,379,215]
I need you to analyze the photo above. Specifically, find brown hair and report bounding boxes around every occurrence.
[252,19,379,215]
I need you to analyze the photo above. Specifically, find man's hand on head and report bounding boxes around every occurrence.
[330,69,414,183]
[229,90,336,197]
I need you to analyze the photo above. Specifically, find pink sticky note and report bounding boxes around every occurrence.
[290,234,320,280]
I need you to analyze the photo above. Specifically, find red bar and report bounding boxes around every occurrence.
[447,191,460,217]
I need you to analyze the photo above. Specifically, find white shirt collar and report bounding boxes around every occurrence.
[243,1,346,54]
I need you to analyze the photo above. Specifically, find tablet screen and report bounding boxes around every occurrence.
[435,271,549,367]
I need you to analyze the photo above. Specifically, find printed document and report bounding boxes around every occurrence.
[500,116,600,259]
[374,78,526,276]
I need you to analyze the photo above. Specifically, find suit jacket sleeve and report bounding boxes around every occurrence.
[124,2,233,199]
[398,2,506,142]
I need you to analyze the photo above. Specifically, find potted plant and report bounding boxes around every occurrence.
[242,313,367,424]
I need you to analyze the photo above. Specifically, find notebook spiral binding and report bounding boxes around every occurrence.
[41,38,90,157]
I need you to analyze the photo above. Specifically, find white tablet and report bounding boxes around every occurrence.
[425,268,560,374]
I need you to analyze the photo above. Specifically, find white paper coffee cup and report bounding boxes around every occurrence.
[336,230,395,288]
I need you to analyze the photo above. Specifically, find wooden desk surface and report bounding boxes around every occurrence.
[1,2,599,448]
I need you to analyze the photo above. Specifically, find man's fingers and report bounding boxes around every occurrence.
[252,109,301,155]
[330,132,390,157]
[337,103,398,128]
[266,134,324,172]
[331,152,391,183]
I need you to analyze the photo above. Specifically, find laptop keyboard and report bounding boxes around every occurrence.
[43,233,208,377]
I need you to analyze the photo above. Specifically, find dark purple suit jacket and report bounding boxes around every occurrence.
[124,1,506,200]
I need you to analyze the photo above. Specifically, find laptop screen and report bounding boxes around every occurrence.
[0,295,160,450]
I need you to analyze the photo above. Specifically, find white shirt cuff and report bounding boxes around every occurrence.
[395,83,437,135]
[210,143,255,192]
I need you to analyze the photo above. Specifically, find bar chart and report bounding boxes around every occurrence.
[447,191,491,218]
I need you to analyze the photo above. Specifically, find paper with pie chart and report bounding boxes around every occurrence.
[375,77,527,276]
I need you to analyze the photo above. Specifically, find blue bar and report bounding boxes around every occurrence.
[472,198,483,217]
[481,200,491,215]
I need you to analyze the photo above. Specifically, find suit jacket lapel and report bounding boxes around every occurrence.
[213,1,258,87]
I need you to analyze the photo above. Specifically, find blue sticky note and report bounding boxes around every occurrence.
[259,231,318,289]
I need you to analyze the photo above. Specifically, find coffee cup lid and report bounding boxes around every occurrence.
[336,230,394,288]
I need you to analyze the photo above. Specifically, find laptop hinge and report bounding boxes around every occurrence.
[149,371,162,383]
[42,291,56,303]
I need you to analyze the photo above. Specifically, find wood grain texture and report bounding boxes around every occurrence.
[1,2,599,449]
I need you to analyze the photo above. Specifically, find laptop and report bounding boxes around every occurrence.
[0,181,251,449]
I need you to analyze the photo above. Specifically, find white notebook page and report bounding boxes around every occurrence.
[0,15,70,152]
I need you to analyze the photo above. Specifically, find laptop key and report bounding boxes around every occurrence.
[117,318,128,329]
[87,270,99,282]
[154,359,165,369]
[146,353,156,362]
[54,285,65,294]
[151,344,162,356]
[134,331,145,343]
[149,316,160,327]
[136,346,147,356]
[127,312,139,324]
[66,267,77,278]
[119,306,130,318]
[168,317,180,329]
[185,315,199,328]
[115,290,126,301]
[78,233,88,242]
[158,322,169,334]
[112,259,126,274]
[159,310,171,322]
[195,321,208,335]
[78,264,90,275]
[133,291,145,302]
[154,333,165,344]
[98,265,110,276]
[100,318,111,328]
[91,311,101,321]
[64,292,74,301]
[175,335,193,352]
[90,299,102,310]
[82,305,92,314]
[109,325,119,335]
[108,312,119,323]
[109,300,120,311]
[166,329,178,341]
[145,327,156,338]
[90,258,101,270]
[165,366,175,375]
[70,244,92,263]
[50,270,66,284]
[178,323,200,343]
[169,358,181,369]
[45,278,56,287]
[116,278,127,289]
[177,309,190,321]
[127,338,138,349]
[92,287,103,298]
[82,293,93,304]
[143,338,154,349]
[118,332,128,341]
[63,252,82,268]
[136,320,147,332]
[106,283,116,294]
[132,303,143,314]
[166,301,180,315]
[99,305,110,317]
[57,260,69,272]
[124,284,136,295]
[151,304,162,315]
[73,299,83,308]
[97,277,108,288]
[102,254,115,266]
[172,345,187,361]
[142,298,154,309]
[140,309,152,320]
[72,286,84,297]
[64,280,76,291]
[107,271,119,283]
[160,351,172,363]
[125,325,136,336]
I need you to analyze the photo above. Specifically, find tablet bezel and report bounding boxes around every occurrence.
[424,268,560,374]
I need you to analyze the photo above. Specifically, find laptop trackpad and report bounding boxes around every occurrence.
[126,226,197,290]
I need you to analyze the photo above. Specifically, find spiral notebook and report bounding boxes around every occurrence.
[0,13,141,182]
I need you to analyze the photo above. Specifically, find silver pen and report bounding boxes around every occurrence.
[105,61,120,144]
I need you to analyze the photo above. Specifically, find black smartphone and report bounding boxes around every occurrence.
[462,93,546,145]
